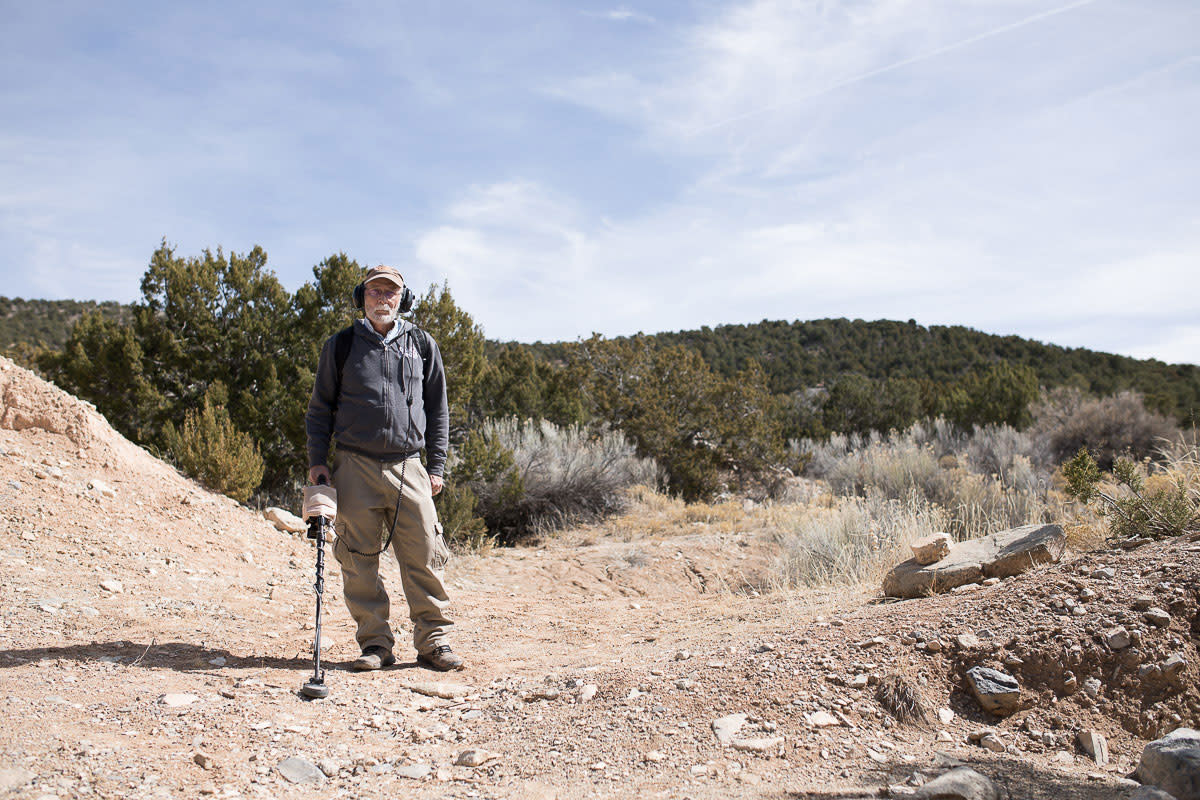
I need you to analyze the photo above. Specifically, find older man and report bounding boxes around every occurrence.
[305,265,463,672]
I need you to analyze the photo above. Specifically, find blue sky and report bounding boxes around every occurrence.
[2,0,1198,364]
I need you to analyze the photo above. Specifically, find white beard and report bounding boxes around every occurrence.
[367,305,397,327]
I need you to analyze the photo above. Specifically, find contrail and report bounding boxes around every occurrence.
[690,0,1103,135]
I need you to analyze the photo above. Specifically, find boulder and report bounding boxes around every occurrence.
[912,532,953,565]
[884,524,1065,599]
[913,767,1001,800]
[965,667,1021,716]
[264,507,306,534]
[1138,728,1200,800]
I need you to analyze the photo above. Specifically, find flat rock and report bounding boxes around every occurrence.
[913,766,1001,800]
[884,524,1065,599]
[277,756,324,784]
[159,693,200,707]
[805,710,842,728]
[1078,730,1109,766]
[1128,787,1183,800]
[264,507,306,533]
[712,713,748,744]
[966,667,1021,716]
[396,763,432,780]
[731,736,784,752]
[404,681,472,699]
[1138,727,1200,800]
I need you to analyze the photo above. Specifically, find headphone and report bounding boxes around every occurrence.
[353,280,414,313]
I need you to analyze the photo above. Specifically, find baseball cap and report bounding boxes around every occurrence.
[363,265,405,288]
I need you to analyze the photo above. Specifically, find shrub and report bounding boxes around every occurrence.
[1063,447,1199,541]
[444,418,657,543]
[162,383,264,502]
[1032,388,1178,470]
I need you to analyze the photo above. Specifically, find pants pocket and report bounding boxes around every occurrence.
[431,522,450,571]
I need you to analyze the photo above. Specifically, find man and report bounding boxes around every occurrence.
[305,264,463,672]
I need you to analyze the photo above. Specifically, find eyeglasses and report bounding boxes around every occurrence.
[366,287,400,300]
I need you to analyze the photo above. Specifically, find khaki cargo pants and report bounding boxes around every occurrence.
[331,450,452,656]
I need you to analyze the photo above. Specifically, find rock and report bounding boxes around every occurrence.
[159,693,200,707]
[911,532,953,565]
[966,667,1021,716]
[1128,787,1182,800]
[1163,654,1187,678]
[193,752,215,769]
[1084,677,1103,698]
[1107,627,1133,650]
[979,732,1006,753]
[579,683,598,702]
[1133,596,1157,611]
[1093,567,1116,579]
[1138,728,1200,800]
[732,736,784,753]
[884,524,1065,598]
[404,681,472,699]
[1078,730,1109,766]
[318,759,341,777]
[0,768,35,794]
[805,710,842,728]
[264,507,306,534]
[643,750,666,763]
[674,650,691,661]
[455,749,497,767]
[712,713,748,744]
[956,633,981,649]
[277,757,324,784]
[1145,608,1172,627]
[395,763,432,780]
[527,686,560,701]
[913,767,1001,800]
[100,579,124,594]
[88,478,115,497]
[938,708,955,725]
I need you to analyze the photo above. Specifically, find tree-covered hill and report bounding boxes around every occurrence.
[0,297,131,352]
[518,318,1200,424]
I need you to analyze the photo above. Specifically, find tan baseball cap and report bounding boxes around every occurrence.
[363,265,405,288]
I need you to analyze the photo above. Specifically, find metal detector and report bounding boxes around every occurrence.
[301,478,332,699]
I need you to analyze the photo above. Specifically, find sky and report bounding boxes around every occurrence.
[1,0,1198,364]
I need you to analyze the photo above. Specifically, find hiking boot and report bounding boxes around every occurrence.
[351,645,395,671]
[417,644,464,672]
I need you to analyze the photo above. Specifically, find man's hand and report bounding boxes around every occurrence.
[430,474,444,496]
[309,465,331,486]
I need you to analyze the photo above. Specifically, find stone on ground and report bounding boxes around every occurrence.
[264,507,306,533]
[1138,728,1200,800]
[277,757,323,784]
[911,532,953,565]
[965,667,1021,716]
[913,766,1001,800]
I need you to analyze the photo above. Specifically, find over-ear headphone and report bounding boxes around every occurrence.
[353,281,414,313]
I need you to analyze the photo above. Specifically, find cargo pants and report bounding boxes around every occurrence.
[331,449,453,656]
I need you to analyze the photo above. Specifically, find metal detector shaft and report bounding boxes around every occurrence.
[302,513,330,698]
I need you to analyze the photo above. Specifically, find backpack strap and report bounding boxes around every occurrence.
[332,323,431,401]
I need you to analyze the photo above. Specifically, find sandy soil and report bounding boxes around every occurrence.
[1,355,1197,800]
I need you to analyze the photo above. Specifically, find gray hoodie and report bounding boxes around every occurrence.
[306,318,449,476]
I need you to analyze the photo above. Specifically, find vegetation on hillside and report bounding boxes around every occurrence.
[14,241,1199,551]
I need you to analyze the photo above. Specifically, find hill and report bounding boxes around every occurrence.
[0,354,1196,798]
[0,296,131,352]
[521,318,1200,423]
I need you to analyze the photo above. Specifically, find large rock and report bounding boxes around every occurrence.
[966,667,1021,716]
[264,507,306,533]
[913,767,1001,800]
[1138,728,1200,800]
[884,523,1065,598]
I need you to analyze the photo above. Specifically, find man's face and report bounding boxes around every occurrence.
[364,278,403,328]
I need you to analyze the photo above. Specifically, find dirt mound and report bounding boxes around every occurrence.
[0,356,145,470]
